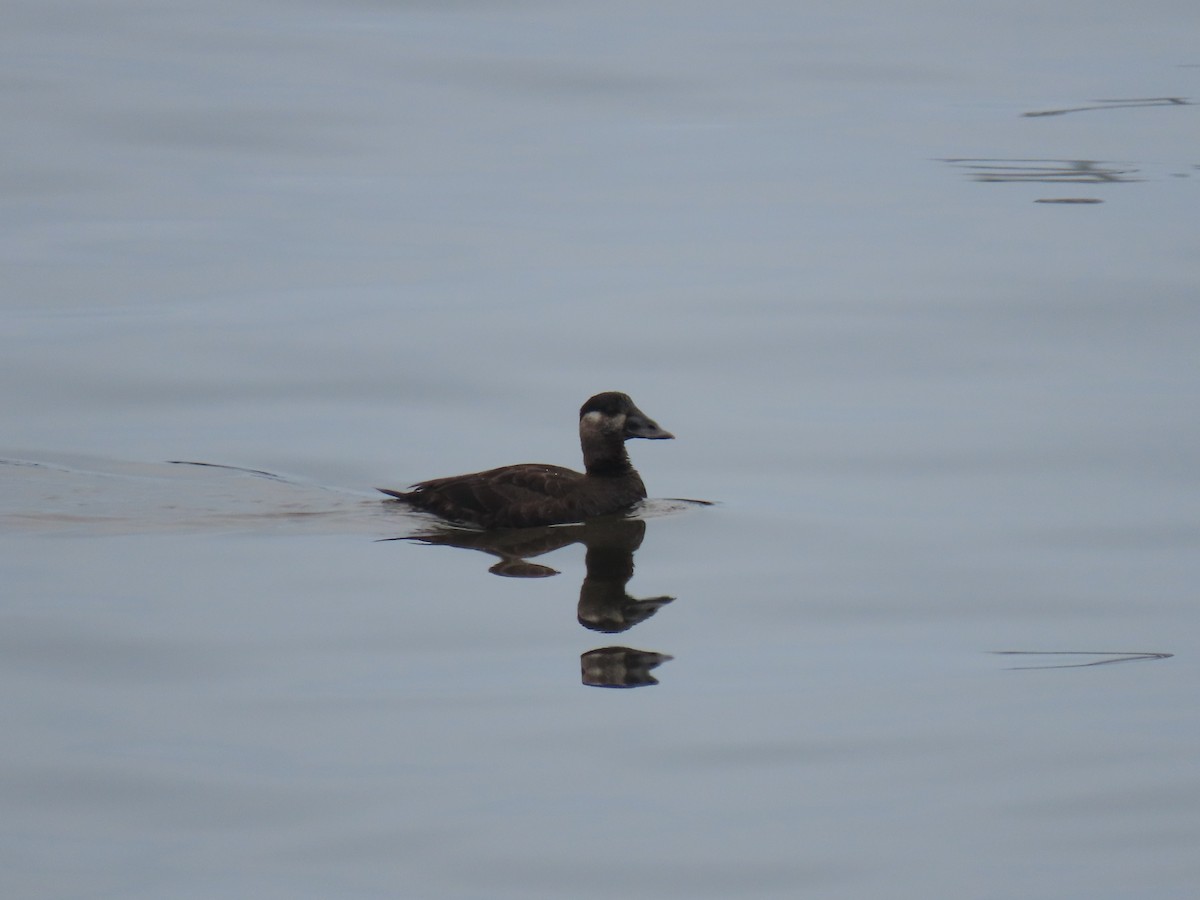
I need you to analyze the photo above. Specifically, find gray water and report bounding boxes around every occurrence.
[3,2,1200,898]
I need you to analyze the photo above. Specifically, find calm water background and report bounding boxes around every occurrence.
[3,1,1199,898]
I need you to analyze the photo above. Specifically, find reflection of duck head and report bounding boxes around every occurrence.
[573,518,673,633]
[581,647,673,688]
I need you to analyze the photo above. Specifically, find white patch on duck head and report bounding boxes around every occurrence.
[580,409,625,436]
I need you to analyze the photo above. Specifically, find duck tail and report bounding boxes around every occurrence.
[377,488,412,501]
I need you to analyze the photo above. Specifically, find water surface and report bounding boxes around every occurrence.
[3,1,1199,898]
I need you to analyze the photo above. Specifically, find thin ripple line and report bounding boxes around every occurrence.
[992,651,1173,670]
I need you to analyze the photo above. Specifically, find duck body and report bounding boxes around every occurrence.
[380,392,673,529]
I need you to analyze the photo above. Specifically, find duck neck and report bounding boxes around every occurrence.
[582,432,634,477]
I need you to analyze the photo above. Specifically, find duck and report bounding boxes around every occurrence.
[379,391,674,529]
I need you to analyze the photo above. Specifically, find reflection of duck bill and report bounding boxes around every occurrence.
[581,647,673,688]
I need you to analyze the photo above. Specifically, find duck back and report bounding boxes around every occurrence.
[382,464,647,529]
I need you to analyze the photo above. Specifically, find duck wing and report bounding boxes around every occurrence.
[381,464,587,528]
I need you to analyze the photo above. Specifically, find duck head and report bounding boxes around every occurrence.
[579,392,674,442]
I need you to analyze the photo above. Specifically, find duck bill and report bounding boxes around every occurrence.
[625,411,674,440]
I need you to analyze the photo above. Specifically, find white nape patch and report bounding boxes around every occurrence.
[580,410,624,433]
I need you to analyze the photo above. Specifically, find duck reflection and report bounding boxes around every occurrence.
[393,515,675,687]
[581,647,673,688]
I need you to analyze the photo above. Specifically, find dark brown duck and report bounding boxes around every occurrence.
[379,392,674,528]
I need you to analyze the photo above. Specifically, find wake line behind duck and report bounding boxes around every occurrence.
[379,392,674,529]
